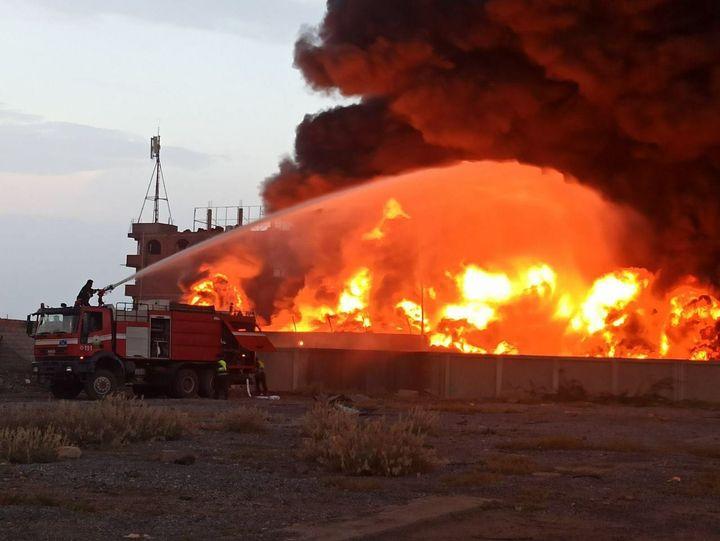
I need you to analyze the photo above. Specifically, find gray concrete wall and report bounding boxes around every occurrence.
[263,348,720,403]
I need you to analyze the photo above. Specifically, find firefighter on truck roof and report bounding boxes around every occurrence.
[75,279,98,307]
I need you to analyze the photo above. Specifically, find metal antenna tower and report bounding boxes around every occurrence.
[138,131,173,224]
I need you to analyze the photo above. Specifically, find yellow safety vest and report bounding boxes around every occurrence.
[257,359,265,370]
[217,360,227,373]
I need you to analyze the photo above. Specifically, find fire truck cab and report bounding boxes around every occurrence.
[27,301,275,400]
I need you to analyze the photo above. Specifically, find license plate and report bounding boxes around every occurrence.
[135,368,146,376]
[47,349,55,355]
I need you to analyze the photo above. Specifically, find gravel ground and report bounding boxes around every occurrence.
[0,390,719,540]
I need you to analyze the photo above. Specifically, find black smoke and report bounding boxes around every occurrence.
[263,0,720,285]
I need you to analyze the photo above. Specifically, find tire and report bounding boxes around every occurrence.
[50,382,83,400]
[84,369,118,400]
[170,368,199,399]
[198,369,215,398]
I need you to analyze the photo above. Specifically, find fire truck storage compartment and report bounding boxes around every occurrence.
[126,326,150,358]
[150,316,170,358]
[170,310,223,362]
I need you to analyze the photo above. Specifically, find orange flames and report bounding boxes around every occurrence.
[186,272,245,314]
[179,162,720,360]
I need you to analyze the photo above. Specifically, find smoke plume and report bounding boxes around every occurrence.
[263,0,720,284]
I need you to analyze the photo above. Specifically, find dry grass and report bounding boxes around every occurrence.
[0,427,67,464]
[401,406,439,436]
[0,395,188,449]
[300,404,436,477]
[217,407,269,433]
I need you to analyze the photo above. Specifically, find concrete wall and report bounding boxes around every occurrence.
[263,348,720,403]
[0,319,34,371]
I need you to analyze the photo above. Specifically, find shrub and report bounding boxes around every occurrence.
[0,426,67,464]
[217,407,268,433]
[401,406,439,436]
[300,404,436,477]
[0,395,188,449]
[301,403,356,439]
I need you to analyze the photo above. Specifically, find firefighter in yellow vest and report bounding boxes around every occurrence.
[255,355,268,396]
[214,358,229,400]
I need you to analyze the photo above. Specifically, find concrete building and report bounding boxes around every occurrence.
[124,205,264,303]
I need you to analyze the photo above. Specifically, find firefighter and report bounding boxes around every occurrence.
[75,279,97,307]
[214,358,230,400]
[255,354,268,396]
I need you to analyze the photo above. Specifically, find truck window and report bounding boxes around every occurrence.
[36,313,78,335]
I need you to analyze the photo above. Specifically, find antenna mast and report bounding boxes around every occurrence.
[137,131,173,224]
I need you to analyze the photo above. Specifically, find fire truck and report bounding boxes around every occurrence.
[26,301,275,400]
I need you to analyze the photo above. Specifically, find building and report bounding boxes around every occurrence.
[124,133,264,303]
[124,206,264,303]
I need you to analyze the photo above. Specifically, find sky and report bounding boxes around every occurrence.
[0,0,339,318]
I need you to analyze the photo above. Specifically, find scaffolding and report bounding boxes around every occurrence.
[192,204,265,231]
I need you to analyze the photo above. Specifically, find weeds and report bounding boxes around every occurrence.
[217,407,269,433]
[0,426,67,463]
[300,404,436,477]
[401,406,439,436]
[0,395,188,450]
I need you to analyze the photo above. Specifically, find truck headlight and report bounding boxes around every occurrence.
[65,366,73,373]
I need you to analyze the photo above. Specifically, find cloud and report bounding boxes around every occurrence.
[0,107,215,175]
[26,0,325,42]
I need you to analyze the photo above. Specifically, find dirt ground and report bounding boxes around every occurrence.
[1,388,719,541]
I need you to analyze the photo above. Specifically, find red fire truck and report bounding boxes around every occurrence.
[27,301,275,399]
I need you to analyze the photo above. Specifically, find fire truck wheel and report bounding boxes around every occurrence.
[84,369,118,400]
[198,369,215,398]
[171,368,199,399]
[50,382,83,400]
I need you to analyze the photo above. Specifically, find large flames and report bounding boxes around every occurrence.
[176,162,720,360]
